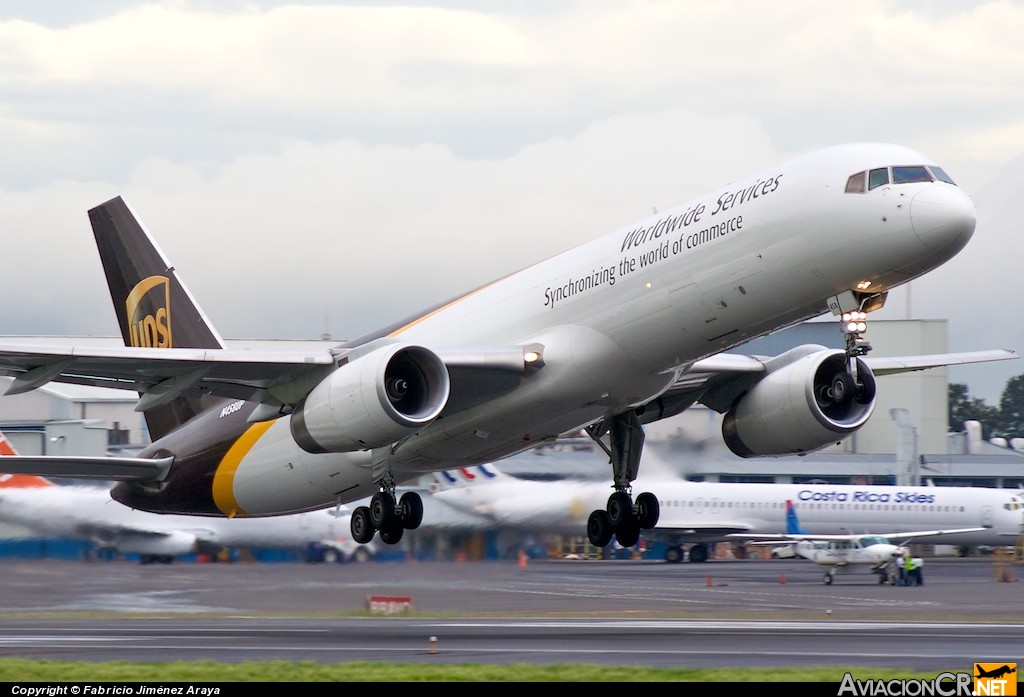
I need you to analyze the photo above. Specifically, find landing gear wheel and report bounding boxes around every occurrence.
[635,492,660,529]
[606,491,632,528]
[399,491,424,530]
[615,516,641,548]
[824,573,834,585]
[665,545,685,564]
[379,521,404,545]
[688,543,709,563]
[370,491,395,529]
[351,506,375,544]
[587,510,614,547]
[585,409,649,551]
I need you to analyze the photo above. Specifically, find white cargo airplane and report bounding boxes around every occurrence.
[0,143,1015,553]
[429,463,1024,564]
[740,500,989,585]
[0,432,375,564]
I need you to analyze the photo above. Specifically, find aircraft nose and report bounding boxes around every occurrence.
[909,184,977,254]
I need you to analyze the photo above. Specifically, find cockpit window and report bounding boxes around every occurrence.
[892,166,932,184]
[868,168,890,190]
[845,172,866,193]
[929,166,955,185]
[845,164,958,193]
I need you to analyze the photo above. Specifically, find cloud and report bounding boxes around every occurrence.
[0,0,1020,404]
[0,107,774,338]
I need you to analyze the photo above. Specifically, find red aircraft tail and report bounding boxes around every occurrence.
[0,431,55,488]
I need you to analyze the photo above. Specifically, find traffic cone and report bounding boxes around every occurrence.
[706,575,712,587]
[518,549,528,568]
[779,572,786,584]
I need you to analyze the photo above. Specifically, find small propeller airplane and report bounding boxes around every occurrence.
[740,500,986,585]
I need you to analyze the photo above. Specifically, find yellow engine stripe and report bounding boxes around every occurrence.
[212,420,275,517]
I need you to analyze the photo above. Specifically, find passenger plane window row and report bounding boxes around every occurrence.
[660,498,969,514]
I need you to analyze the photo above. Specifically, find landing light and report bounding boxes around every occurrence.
[522,344,546,372]
[841,311,868,334]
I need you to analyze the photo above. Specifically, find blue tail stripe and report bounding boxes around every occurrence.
[785,500,810,535]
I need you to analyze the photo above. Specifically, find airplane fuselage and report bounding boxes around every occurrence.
[430,472,1024,547]
[0,481,357,557]
[125,143,977,517]
[793,538,900,573]
[658,482,1023,546]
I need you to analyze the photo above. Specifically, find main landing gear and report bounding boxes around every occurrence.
[350,477,424,546]
[584,410,661,549]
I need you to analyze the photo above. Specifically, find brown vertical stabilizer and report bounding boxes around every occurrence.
[88,197,227,439]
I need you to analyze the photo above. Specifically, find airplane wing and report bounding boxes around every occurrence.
[862,351,1021,376]
[0,342,541,416]
[868,527,989,541]
[733,526,987,542]
[664,347,1018,416]
[0,340,1013,483]
[0,343,340,413]
[683,348,1020,378]
[0,334,1012,416]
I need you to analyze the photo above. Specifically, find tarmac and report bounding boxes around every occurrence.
[0,555,1017,622]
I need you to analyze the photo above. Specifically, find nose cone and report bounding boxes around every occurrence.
[910,185,977,255]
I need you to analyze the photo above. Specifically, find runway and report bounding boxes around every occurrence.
[0,557,1019,671]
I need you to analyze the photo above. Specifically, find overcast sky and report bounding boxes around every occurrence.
[0,1,1021,406]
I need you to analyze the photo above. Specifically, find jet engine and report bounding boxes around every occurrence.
[721,348,876,457]
[290,342,450,454]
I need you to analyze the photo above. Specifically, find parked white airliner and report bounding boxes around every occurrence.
[0,432,375,563]
[429,464,1024,563]
[0,143,1015,552]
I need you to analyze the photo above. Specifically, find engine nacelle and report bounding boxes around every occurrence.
[290,342,450,454]
[721,349,876,457]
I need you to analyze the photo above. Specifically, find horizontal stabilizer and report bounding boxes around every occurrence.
[0,455,172,482]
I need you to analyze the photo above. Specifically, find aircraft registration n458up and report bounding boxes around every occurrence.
[0,142,1015,551]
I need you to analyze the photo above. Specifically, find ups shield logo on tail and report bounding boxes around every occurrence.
[126,276,172,348]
